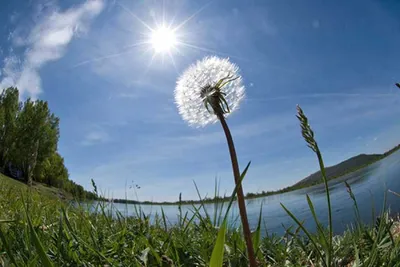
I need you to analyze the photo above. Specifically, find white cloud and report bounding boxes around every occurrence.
[81,129,110,146]
[0,0,105,98]
[0,56,21,89]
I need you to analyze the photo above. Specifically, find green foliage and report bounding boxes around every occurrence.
[22,194,54,267]
[0,87,93,200]
[11,98,59,185]
[210,221,226,267]
[0,87,19,170]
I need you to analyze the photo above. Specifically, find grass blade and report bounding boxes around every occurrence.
[161,207,168,231]
[252,204,263,257]
[26,212,54,267]
[0,219,15,223]
[306,194,328,249]
[193,181,211,220]
[61,207,111,264]
[388,189,400,197]
[209,220,227,267]
[296,105,332,266]
[209,161,251,267]
[0,225,20,267]
[21,193,53,267]
[56,212,63,266]
[222,161,251,223]
[280,203,327,267]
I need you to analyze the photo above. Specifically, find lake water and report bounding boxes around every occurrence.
[108,150,400,236]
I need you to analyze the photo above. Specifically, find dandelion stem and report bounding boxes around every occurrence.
[216,113,257,267]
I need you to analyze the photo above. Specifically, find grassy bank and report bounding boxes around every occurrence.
[0,173,72,200]
[0,173,400,266]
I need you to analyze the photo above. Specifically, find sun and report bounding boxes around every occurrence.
[72,2,217,69]
[150,26,177,53]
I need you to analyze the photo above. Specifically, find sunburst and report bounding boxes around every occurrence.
[72,1,242,70]
[149,25,177,53]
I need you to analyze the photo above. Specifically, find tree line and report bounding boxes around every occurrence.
[0,87,96,199]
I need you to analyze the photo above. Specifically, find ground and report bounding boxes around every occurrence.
[0,173,71,200]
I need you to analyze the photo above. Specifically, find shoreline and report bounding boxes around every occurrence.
[110,146,400,206]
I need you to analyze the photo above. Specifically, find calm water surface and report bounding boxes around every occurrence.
[107,150,400,236]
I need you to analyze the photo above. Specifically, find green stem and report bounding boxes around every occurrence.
[217,113,257,267]
[316,149,332,266]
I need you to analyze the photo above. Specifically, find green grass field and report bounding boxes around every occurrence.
[0,173,72,201]
[0,173,400,266]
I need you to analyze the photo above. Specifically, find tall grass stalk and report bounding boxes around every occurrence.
[280,105,334,267]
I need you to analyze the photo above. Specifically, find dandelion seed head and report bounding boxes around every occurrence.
[175,56,245,127]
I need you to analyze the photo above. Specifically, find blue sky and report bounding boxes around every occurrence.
[1,0,399,201]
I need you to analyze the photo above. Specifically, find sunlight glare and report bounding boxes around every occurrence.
[150,26,177,53]
[72,2,217,70]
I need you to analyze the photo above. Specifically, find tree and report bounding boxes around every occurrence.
[0,87,20,169]
[11,99,59,185]
[0,87,96,200]
[39,152,69,187]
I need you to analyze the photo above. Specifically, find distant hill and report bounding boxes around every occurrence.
[293,154,382,188]
[113,144,400,205]
[292,143,400,189]
[244,144,400,200]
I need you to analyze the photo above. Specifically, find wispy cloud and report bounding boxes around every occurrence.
[0,0,104,97]
[81,128,110,146]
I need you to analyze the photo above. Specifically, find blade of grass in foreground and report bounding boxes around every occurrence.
[61,207,111,264]
[222,161,251,223]
[210,220,227,267]
[209,161,251,267]
[0,224,20,267]
[143,238,162,265]
[367,190,390,266]
[161,207,168,231]
[294,105,333,266]
[56,213,63,266]
[306,194,328,249]
[0,219,14,223]
[388,189,400,197]
[21,193,54,267]
[252,203,263,258]
[213,178,221,227]
[280,203,327,267]
[193,181,211,220]
[27,214,54,267]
